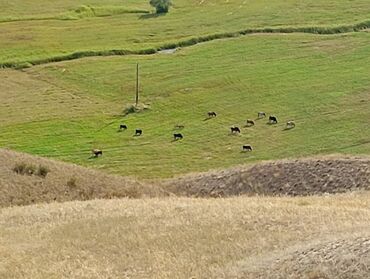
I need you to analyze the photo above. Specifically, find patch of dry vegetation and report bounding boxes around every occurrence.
[0,149,165,207]
[0,193,369,278]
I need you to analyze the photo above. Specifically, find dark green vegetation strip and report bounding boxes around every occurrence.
[1,19,370,69]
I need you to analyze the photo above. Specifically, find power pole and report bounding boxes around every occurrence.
[135,63,139,107]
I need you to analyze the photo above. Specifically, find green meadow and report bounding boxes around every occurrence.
[1,0,370,65]
[1,30,369,178]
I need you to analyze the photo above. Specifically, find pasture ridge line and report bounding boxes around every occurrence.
[1,19,370,70]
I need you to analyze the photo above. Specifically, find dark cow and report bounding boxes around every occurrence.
[135,129,142,136]
[207,111,217,118]
[246,119,255,127]
[242,145,253,152]
[269,115,278,124]
[231,126,241,133]
[92,149,103,157]
[258,112,266,118]
[174,133,183,140]
[119,124,127,130]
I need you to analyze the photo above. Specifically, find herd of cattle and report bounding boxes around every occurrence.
[91,111,295,157]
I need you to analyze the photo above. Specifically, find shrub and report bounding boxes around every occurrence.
[149,0,172,14]
[13,163,27,174]
[24,164,36,175]
[13,162,48,178]
[37,165,50,178]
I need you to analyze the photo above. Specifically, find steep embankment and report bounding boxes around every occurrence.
[0,149,165,207]
[165,156,370,197]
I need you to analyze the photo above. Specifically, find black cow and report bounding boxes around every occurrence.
[119,124,127,130]
[231,127,241,133]
[208,111,217,118]
[174,133,183,140]
[92,149,103,157]
[242,145,253,152]
[135,129,142,136]
[269,116,278,124]
[246,119,255,127]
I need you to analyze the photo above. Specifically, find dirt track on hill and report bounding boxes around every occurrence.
[165,156,370,197]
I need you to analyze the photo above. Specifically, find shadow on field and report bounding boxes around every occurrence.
[139,13,166,20]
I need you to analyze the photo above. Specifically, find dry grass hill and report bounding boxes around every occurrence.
[1,150,370,278]
[1,194,369,278]
[0,149,165,207]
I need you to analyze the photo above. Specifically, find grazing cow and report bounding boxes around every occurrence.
[208,111,217,118]
[246,119,255,127]
[135,129,142,136]
[92,149,103,157]
[258,112,266,118]
[119,124,127,130]
[174,133,183,140]
[269,115,278,124]
[231,126,241,133]
[286,121,295,129]
[242,145,253,152]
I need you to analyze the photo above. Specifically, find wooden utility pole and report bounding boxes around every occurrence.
[135,63,139,107]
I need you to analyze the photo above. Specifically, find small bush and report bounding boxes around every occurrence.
[24,164,36,175]
[123,103,150,116]
[37,165,50,178]
[13,162,48,178]
[13,163,27,174]
[149,0,172,14]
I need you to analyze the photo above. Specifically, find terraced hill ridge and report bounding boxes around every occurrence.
[165,156,370,197]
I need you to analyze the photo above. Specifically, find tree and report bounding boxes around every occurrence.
[149,0,172,14]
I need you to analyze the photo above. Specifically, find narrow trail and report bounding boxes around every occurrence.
[1,19,370,69]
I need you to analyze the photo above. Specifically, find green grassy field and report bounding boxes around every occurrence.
[1,30,369,178]
[1,0,370,65]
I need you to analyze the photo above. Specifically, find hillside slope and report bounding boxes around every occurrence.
[0,149,164,207]
[2,33,370,178]
[1,194,369,278]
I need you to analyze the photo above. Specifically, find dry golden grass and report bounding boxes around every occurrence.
[0,148,165,207]
[0,193,369,278]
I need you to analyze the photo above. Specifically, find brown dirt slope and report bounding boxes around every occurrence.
[165,156,370,197]
[0,149,165,207]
